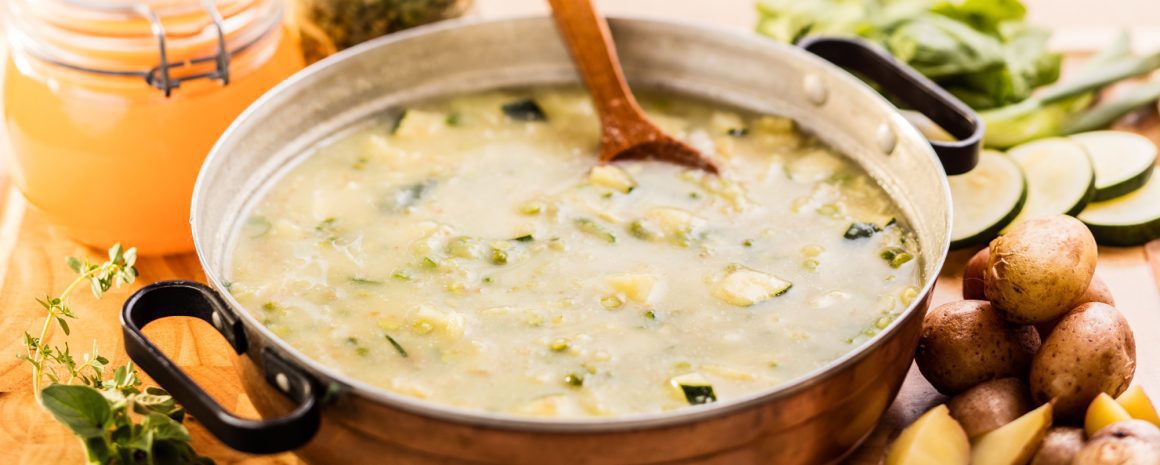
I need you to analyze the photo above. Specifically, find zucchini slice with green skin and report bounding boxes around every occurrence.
[948,150,1027,249]
[1002,138,1095,232]
[1079,167,1160,246]
[1070,131,1158,201]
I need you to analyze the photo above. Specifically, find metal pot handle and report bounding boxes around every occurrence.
[799,36,982,175]
[121,280,321,454]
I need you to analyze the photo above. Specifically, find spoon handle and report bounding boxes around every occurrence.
[547,0,647,128]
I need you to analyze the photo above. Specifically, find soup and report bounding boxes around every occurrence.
[226,88,921,418]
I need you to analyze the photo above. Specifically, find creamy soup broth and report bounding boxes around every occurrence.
[226,88,922,418]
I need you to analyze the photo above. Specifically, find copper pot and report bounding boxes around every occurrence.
[122,16,980,465]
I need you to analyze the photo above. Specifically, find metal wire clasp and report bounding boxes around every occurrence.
[64,0,232,97]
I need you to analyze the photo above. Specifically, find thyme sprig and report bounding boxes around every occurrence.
[16,244,212,464]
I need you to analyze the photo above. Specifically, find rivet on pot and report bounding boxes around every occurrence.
[211,311,223,330]
[275,372,290,393]
[803,75,828,106]
[876,123,897,154]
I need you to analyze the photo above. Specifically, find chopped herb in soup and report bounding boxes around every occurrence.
[226,88,921,418]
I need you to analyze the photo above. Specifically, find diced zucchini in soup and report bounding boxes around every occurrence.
[589,165,637,193]
[227,87,920,419]
[393,110,445,138]
[606,273,658,304]
[713,266,792,307]
[789,148,847,183]
[709,111,746,136]
[671,373,717,405]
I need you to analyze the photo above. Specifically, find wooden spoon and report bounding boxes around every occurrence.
[548,0,720,174]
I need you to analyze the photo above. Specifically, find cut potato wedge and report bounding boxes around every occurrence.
[1086,392,1134,437]
[971,403,1053,465]
[1117,385,1160,426]
[885,405,970,465]
[1079,167,1160,246]
[1070,131,1157,201]
[1004,138,1095,232]
[948,150,1026,248]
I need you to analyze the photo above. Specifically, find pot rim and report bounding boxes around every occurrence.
[192,14,953,432]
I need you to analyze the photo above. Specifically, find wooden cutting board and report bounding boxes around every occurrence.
[1,124,1158,465]
[2,42,1160,465]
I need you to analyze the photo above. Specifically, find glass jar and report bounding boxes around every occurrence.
[3,0,305,255]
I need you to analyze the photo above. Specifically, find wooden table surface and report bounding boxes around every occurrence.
[2,2,1160,464]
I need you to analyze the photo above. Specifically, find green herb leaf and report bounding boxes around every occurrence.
[143,412,191,442]
[39,384,111,438]
[66,257,83,274]
[385,334,408,358]
[349,276,385,286]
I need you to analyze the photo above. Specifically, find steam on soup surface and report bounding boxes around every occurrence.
[227,88,921,418]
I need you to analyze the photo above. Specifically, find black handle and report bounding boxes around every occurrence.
[799,36,982,175]
[121,280,321,454]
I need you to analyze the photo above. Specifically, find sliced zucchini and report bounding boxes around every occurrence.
[1003,138,1095,232]
[1078,167,1160,246]
[1069,131,1158,201]
[948,150,1027,248]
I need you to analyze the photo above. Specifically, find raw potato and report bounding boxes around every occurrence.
[962,247,989,300]
[1086,393,1134,437]
[1073,420,1160,465]
[947,377,1032,438]
[885,405,970,465]
[1035,274,1114,338]
[1030,427,1085,465]
[915,301,1040,394]
[1074,273,1115,306]
[1117,385,1160,426]
[971,403,1053,465]
[1030,302,1136,420]
[984,215,1098,324]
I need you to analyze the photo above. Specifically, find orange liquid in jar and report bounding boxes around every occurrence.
[3,3,304,255]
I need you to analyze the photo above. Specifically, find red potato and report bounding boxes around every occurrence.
[1030,302,1136,420]
[916,300,1041,394]
[1036,274,1115,338]
[1030,427,1085,465]
[963,247,989,300]
[984,216,1098,324]
[947,377,1033,438]
[1073,420,1160,465]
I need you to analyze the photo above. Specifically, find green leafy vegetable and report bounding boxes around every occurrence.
[756,2,1160,146]
[755,0,1062,109]
[18,245,212,464]
[982,32,1160,147]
